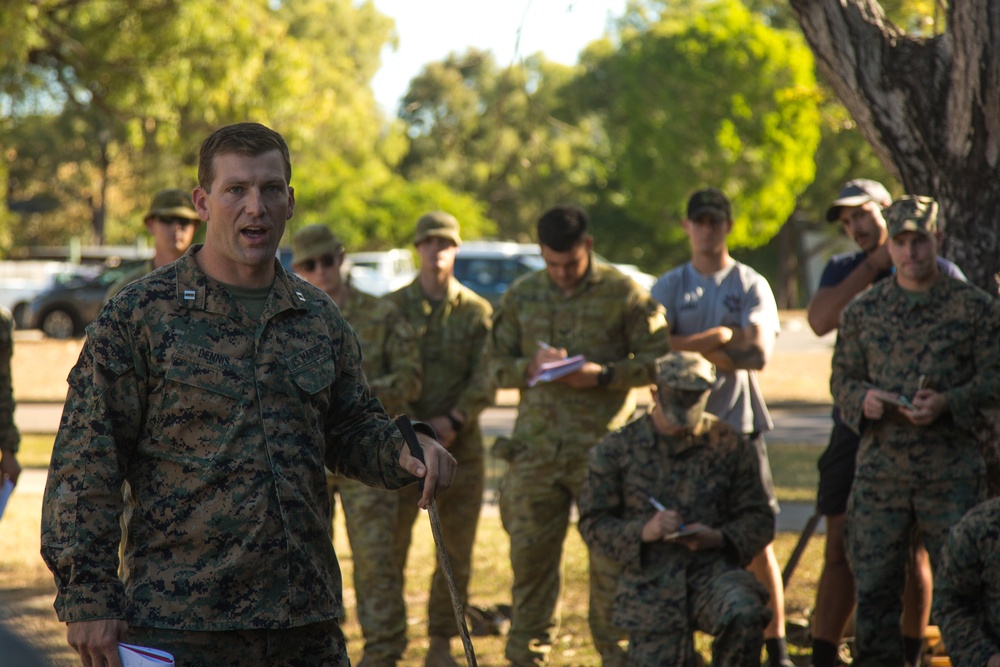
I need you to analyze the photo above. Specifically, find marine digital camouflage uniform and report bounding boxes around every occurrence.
[934,497,1000,667]
[0,307,19,453]
[386,276,493,640]
[488,260,669,666]
[578,412,773,667]
[41,247,420,650]
[105,258,155,302]
[831,274,1000,666]
[331,287,422,665]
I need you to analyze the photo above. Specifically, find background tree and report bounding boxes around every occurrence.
[788,0,1000,292]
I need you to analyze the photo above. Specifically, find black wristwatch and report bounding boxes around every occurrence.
[596,363,616,387]
[446,411,465,432]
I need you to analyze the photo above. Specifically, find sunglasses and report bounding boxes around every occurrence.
[156,216,198,228]
[298,254,337,272]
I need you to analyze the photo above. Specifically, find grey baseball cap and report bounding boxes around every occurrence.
[825,179,892,222]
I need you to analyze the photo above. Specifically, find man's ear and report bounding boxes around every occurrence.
[192,187,210,222]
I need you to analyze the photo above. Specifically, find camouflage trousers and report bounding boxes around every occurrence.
[627,568,769,667]
[328,473,407,664]
[126,620,348,667]
[395,454,484,638]
[500,449,627,667]
[846,475,984,667]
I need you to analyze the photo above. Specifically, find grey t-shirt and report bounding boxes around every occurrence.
[651,261,780,434]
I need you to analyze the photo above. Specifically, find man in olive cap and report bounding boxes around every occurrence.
[387,211,493,667]
[106,188,202,299]
[831,196,1000,666]
[292,224,422,667]
[578,351,774,666]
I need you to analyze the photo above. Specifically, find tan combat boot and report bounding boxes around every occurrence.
[424,635,459,667]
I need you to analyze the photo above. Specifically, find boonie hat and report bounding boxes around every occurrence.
[825,179,892,222]
[147,188,199,221]
[655,352,716,391]
[291,224,345,265]
[686,188,731,223]
[885,196,939,238]
[414,211,462,246]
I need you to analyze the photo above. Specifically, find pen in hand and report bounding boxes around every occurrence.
[643,490,685,531]
[535,340,555,351]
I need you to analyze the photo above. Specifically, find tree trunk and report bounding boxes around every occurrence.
[789,0,1000,293]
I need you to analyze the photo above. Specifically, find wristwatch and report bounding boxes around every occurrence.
[596,363,616,387]
[446,411,466,432]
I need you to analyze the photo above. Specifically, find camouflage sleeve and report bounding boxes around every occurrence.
[0,311,19,453]
[717,435,775,566]
[488,292,533,390]
[830,303,869,436]
[324,324,417,491]
[365,306,422,416]
[934,501,1000,667]
[943,294,1000,431]
[577,432,648,567]
[607,287,670,390]
[453,301,493,421]
[40,315,146,622]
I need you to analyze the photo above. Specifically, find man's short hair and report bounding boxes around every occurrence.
[197,122,292,190]
[537,205,589,252]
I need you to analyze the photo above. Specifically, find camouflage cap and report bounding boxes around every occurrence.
[147,188,200,221]
[825,179,892,222]
[686,188,731,223]
[291,224,345,265]
[655,352,716,390]
[415,211,462,246]
[885,196,939,238]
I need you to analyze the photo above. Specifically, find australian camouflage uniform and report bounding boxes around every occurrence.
[386,276,493,640]
[488,259,669,666]
[831,274,1000,666]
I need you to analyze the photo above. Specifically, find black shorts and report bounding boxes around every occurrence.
[816,422,860,516]
[748,432,779,514]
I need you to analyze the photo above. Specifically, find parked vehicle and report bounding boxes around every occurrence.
[28,260,147,338]
[0,260,87,328]
[346,249,417,296]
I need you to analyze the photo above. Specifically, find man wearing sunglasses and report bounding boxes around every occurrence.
[105,188,202,300]
[292,224,422,667]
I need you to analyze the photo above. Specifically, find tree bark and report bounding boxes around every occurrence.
[789,0,1000,293]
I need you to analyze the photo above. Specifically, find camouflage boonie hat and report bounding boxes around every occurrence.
[885,196,939,238]
[147,188,199,221]
[655,352,716,390]
[414,211,462,246]
[291,224,345,265]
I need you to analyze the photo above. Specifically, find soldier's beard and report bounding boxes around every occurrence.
[657,385,710,431]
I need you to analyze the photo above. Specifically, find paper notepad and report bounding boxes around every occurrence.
[0,478,14,521]
[118,643,175,666]
[528,355,587,387]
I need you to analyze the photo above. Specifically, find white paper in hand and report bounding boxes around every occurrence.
[528,354,587,387]
[0,478,14,521]
[118,643,175,666]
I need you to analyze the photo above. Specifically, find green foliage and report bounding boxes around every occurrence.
[569,0,821,274]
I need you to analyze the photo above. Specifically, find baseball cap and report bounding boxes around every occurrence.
[655,352,716,391]
[147,188,199,221]
[885,196,939,238]
[825,179,892,222]
[686,188,731,223]
[414,211,462,246]
[291,224,345,265]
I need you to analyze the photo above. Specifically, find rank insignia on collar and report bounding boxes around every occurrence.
[295,291,306,302]
[183,290,196,300]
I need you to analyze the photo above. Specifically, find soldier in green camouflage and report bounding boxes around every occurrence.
[578,352,773,666]
[488,205,670,667]
[831,195,1000,667]
[105,188,202,300]
[934,497,1000,667]
[40,122,456,667]
[0,307,20,490]
[386,211,493,667]
[292,224,422,667]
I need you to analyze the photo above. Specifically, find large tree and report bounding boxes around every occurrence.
[789,0,1000,292]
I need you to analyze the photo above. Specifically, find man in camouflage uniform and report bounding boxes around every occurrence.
[40,122,456,667]
[488,205,670,667]
[578,352,773,667]
[934,498,1000,667]
[0,307,20,493]
[387,211,493,667]
[105,188,202,300]
[292,224,422,667]
[831,196,1000,667]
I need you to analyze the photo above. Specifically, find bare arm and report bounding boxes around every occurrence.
[670,327,733,354]
[807,245,891,336]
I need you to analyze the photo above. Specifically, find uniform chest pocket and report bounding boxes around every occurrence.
[286,344,337,395]
[156,350,248,461]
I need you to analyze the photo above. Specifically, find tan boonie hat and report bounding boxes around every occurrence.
[655,352,716,390]
[291,224,345,265]
[147,188,200,221]
[885,196,939,238]
[414,211,461,246]
[825,179,892,222]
